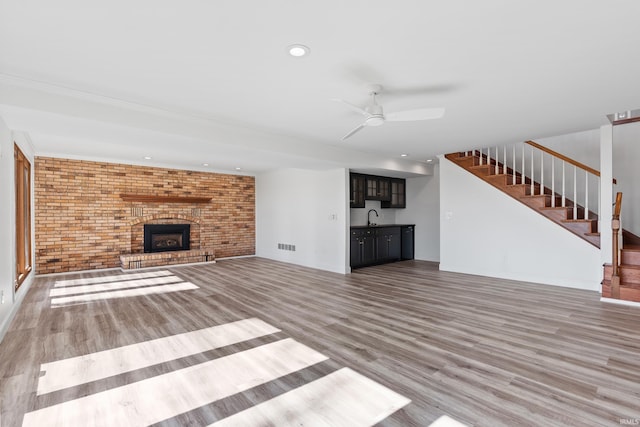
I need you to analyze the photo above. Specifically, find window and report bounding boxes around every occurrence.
[15,144,32,289]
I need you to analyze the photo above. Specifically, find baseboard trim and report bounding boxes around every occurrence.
[600,297,640,308]
[0,275,34,344]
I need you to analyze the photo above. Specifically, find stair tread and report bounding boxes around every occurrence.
[585,232,600,236]
[619,264,640,270]
[562,219,596,223]
[604,264,640,270]
[521,194,549,198]
[539,206,571,210]
[623,245,640,251]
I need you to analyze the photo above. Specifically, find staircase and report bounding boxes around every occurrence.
[602,196,640,302]
[445,149,600,248]
[447,142,640,304]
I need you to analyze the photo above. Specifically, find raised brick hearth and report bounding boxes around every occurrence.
[120,249,215,270]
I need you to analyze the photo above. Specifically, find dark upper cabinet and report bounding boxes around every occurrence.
[350,172,403,207]
[365,176,391,201]
[381,178,406,209]
[350,173,366,208]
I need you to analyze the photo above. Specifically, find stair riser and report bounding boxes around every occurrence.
[539,208,571,222]
[520,195,550,209]
[621,250,640,264]
[503,185,529,197]
[485,175,523,186]
[454,156,478,168]
[469,166,492,177]
[601,280,640,302]
[620,287,640,302]
[603,265,640,284]
[562,221,597,235]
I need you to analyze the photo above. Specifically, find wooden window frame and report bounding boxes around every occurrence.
[15,144,32,289]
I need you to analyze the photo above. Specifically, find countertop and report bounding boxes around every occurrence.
[350,224,415,229]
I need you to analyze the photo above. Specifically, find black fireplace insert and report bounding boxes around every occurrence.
[144,224,190,253]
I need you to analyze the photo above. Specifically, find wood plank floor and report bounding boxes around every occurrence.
[2,258,640,426]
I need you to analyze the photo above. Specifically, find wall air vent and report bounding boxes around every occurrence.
[277,243,296,251]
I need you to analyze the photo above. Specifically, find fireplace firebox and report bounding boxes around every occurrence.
[144,224,190,253]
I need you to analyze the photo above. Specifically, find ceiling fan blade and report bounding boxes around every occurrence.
[342,123,366,140]
[332,98,368,116]
[385,107,445,122]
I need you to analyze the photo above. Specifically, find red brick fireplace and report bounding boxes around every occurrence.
[35,157,255,274]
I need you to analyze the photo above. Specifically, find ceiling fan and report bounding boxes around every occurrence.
[333,84,445,140]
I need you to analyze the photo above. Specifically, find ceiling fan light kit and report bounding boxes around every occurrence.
[334,84,445,140]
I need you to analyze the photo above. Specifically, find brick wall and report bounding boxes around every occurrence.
[35,157,255,274]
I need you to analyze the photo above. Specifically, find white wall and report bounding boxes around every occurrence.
[613,121,640,237]
[439,156,601,290]
[350,199,396,226]
[537,129,600,169]
[0,122,36,341]
[395,167,440,262]
[256,168,349,274]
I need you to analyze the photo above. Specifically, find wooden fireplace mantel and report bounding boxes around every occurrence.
[119,194,212,204]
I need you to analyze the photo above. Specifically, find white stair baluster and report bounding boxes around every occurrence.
[512,145,516,185]
[584,170,589,220]
[522,144,525,186]
[562,161,566,207]
[540,151,544,196]
[573,166,578,220]
[530,146,534,195]
[597,178,600,223]
[504,146,507,175]
[495,146,499,175]
[551,157,555,207]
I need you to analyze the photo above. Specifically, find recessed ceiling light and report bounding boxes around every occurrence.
[235,167,242,171]
[287,44,310,57]
[143,156,152,160]
[202,163,209,167]
[400,154,408,157]
[426,159,433,163]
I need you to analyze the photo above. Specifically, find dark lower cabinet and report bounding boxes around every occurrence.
[401,225,415,260]
[350,228,375,268]
[351,225,411,268]
[375,227,401,261]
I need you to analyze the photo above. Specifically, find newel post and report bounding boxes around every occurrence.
[611,192,622,298]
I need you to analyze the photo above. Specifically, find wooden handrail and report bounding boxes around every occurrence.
[614,192,623,217]
[611,191,622,299]
[525,140,617,184]
[525,140,598,177]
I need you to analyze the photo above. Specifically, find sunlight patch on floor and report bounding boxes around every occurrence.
[49,271,199,307]
[50,282,199,306]
[53,270,174,287]
[49,275,185,296]
[23,318,410,427]
[37,318,280,395]
[23,338,328,427]
[208,367,411,427]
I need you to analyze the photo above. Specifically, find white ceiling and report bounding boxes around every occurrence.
[1,0,639,175]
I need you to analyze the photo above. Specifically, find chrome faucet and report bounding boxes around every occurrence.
[367,209,379,226]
